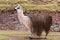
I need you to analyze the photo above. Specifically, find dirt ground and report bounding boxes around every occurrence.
[3,37,60,40]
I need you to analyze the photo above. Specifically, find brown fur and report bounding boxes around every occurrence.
[29,14,52,37]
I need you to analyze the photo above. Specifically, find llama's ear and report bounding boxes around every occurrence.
[17,4,20,6]
[17,4,23,10]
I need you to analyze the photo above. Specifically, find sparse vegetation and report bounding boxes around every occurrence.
[0,30,60,40]
[0,0,60,11]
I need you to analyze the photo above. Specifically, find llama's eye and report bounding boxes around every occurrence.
[17,7,20,9]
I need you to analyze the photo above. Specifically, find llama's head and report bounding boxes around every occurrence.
[14,4,23,10]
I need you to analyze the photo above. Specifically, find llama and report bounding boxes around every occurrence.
[28,13,52,39]
[14,4,52,39]
[14,4,32,37]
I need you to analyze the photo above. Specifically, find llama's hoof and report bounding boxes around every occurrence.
[29,37,33,39]
[44,37,47,39]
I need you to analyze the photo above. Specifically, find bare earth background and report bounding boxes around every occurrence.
[0,10,60,32]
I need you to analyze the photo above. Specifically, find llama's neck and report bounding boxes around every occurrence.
[17,9,25,18]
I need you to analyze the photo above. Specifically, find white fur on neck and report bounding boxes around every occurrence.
[17,8,25,18]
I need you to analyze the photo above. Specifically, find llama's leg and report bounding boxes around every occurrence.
[28,27,33,38]
[45,29,50,39]
[29,28,32,37]
[24,24,32,37]
[23,20,32,38]
[45,32,48,39]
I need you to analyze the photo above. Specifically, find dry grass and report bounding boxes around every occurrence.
[0,30,60,39]
[0,0,60,11]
